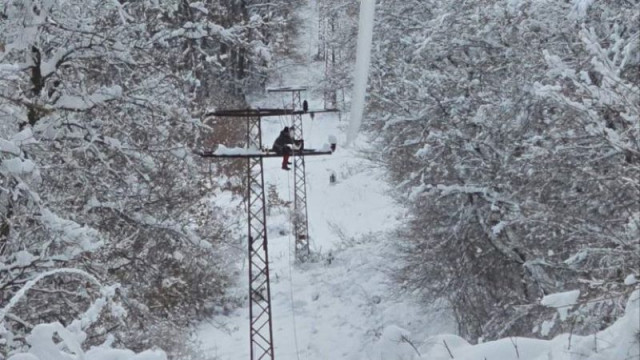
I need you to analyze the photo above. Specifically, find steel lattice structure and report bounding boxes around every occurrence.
[290,91,311,261]
[197,107,337,360]
[245,115,274,360]
[267,87,312,261]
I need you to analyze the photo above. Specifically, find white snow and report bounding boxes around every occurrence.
[346,0,376,145]
[40,48,67,78]
[570,0,595,19]
[54,85,123,110]
[39,209,103,254]
[0,139,21,155]
[102,136,122,148]
[214,145,264,156]
[7,315,166,360]
[539,317,556,336]
[540,289,580,321]
[415,290,640,360]
[0,63,24,73]
[491,220,508,237]
[111,0,134,25]
[420,334,549,360]
[624,274,637,285]
[13,251,37,267]
[367,325,421,359]
[11,128,38,146]
[1,158,36,175]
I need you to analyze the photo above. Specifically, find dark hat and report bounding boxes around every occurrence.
[283,126,290,132]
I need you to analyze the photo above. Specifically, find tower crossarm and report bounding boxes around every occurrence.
[193,150,333,158]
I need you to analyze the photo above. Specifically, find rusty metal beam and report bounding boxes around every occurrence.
[205,108,338,118]
[267,86,309,93]
[194,149,333,159]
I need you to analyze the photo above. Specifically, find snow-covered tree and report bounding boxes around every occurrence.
[0,0,310,356]
[1,269,167,360]
[366,0,639,341]
[315,0,359,109]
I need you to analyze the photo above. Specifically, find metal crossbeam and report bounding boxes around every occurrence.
[267,86,308,93]
[206,108,338,118]
[245,115,274,360]
[194,149,332,159]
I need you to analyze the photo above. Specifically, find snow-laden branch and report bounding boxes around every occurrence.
[39,209,103,256]
[541,289,581,321]
[150,21,242,44]
[51,85,123,111]
[0,128,37,155]
[84,199,212,251]
[536,26,639,158]
[2,269,167,360]
[435,184,518,208]
[0,268,102,320]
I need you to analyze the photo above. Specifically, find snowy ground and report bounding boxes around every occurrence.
[196,1,454,359]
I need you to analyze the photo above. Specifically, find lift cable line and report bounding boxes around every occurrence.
[195,105,337,360]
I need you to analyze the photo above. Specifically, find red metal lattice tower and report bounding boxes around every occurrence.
[267,88,311,261]
[198,108,336,360]
[290,90,311,262]
[245,114,274,360]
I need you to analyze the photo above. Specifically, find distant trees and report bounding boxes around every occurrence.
[1,0,304,358]
[365,0,639,341]
[315,0,359,109]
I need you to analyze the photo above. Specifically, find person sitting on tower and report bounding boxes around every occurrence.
[272,126,302,171]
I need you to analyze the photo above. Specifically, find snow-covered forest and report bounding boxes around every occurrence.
[1,0,638,360]
[367,0,640,341]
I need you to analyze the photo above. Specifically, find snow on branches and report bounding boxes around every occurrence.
[1,269,166,360]
[0,0,272,357]
[365,0,639,341]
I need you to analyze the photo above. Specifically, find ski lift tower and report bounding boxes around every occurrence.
[196,107,336,360]
[267,86,314,261]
